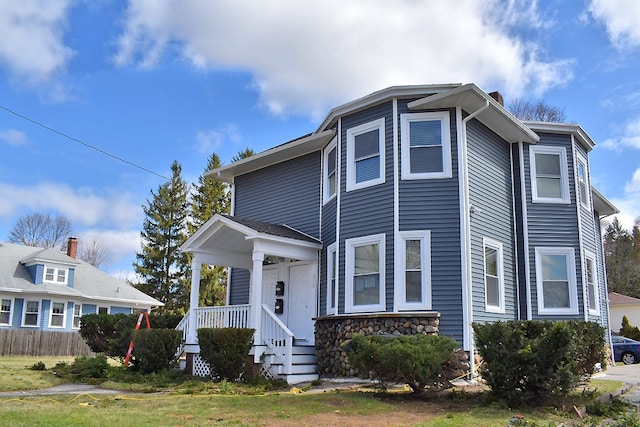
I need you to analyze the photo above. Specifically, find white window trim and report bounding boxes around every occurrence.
[345,234,385,313]
[43,266,68,284]
[576,153,591,211]
[400,111,452,180]
[0,297,13,326]
[22,299,40,327]
[529,145,570,204]
[395,230,432,311]
[323,137,338,204]
[483,237,505,314]
[584,250,600,315]
[49,301,67,329]
[535,247,578,315]
[72,303,82,329]
[326,242,338,315]
[346,118,385,191]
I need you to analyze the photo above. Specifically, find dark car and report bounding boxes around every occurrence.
[612,335,640,364]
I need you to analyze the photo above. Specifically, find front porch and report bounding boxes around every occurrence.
[179,215,323,384]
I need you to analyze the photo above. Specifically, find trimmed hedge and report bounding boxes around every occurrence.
[130,328,182,373]
[347,333,459,393]
[197,328,254,381]
[473,320,605,406]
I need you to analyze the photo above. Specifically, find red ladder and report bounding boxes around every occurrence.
[123,312,151,366]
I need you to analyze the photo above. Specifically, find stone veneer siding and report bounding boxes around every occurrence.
[315,312,454,377]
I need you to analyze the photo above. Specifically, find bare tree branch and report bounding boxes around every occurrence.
[8,213,73,249]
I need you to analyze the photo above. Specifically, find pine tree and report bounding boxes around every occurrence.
[134,161,190,313]
[189,153,231,306]
[604,217,640,297]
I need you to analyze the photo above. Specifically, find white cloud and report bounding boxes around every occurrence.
[0,181,141,228]
[0,129,28,147]
[77,229,141,273]
[0,0,74,84]
[601,118,640,151]
[588,0,640,49]
[194,124,241,154]
[114,0,573,118]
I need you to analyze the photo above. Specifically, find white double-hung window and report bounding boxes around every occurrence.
[576,155,591,210]
[346,118,385,191]
[530,146,570,203]
[395,231,431,310]
[401,112,451,179]
[50,301,66,328]
[23,300,40,327]
[0,298,12,325]
[345,234,385,313]
[323,138,338,203]
[326,242,337,315]
[483,238,505,313]
[44,266,68,284]
[535,247,578,314]
[584,251,599,315]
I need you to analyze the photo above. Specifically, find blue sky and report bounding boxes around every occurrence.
[1,0,639,278]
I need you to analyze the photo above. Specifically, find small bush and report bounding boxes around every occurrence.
[53,355,110,382]
[347,333,459,393]
[619,316,640,341]
[28,361,47,371]
[473,320,605,406]
[197,328,254,381]
[130,328,183,374]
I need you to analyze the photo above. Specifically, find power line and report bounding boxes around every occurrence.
[0,104,169,180]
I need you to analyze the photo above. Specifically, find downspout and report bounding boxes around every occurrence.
[509,145,521,320]
[460,99,489,378]
[518,142,533,319]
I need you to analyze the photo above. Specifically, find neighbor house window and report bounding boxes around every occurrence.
[530,146,570,203]
[346,118,385,191]
[345,234,385,313]
[98,306,108,315]
[483,238,505,313]
[50,302,66,328]
[585,252,599,315]
[576,156,590,210]
[23,300,40,327]
[401,111,451,179]
[44,266,68,284]
[0,298,12,325]
[73,304,82,329]
[323,138,338,203]
[396,231,431,310]
[326,242,337,315]
[535,247,578,314]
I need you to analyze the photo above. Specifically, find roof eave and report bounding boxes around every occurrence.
[592,186,619,217]
[525,121,596,151]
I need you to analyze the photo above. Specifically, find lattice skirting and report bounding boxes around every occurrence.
[192,354,212,377]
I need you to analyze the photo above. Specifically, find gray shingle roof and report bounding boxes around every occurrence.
[0,242,162,307]
[222,215,320,243]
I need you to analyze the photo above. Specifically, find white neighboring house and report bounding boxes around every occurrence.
[609,292,640,333]
[0,238,162,331]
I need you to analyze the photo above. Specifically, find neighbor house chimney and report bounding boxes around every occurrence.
[488,91,504,106]
[67,237,78,259]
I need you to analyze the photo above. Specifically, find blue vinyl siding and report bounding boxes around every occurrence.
[319,197,337,316]
[229,268,250,305]
[338,102,395,314]
[397,101,463,342]
[234,152,321,238]
[523,133,582,320]
[592,215,610,331]
[511,144,529,318]
[466,119,517,322]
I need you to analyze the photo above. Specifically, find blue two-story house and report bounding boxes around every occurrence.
[180,83,618,383]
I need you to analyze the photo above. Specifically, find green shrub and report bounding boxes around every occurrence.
[130,328,183,374]
[53,355,110,382]
[28,361,47,371]
[473,320,605,406]
[619,316,640,341]
[347,333,459,393]
[197,328,254,381]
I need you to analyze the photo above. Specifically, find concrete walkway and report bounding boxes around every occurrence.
[0,383,121,397]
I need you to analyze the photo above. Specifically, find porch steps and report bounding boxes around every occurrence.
[263,344,318,384]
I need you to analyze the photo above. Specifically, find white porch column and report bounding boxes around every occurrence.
[250,251,264,346]
[186,259,202,347]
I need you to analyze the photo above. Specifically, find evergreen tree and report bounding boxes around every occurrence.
[604,217,640,297]
[189,153,231,306]
[134,161,190,313]
[232,148,254,162]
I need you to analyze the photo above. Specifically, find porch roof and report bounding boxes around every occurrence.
[180,214,322,269]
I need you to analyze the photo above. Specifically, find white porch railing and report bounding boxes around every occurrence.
[260,304,294,374]
[176,305,251,351]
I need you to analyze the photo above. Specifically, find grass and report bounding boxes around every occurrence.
[0,355,634,426]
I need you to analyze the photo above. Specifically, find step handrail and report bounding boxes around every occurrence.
[260,304,294,374]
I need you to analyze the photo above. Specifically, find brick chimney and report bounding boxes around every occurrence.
[488,91,504,106]
[67,237,78,259]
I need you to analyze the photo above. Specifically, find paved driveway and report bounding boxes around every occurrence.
[597,364,640,386]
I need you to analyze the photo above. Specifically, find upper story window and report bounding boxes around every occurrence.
[576,156,590,210]
[0,298,12,325]
[346,118,385,191]
[345,234,385,313]
[483,238,505,313]
[401,112,452,179]
[585,251,599,315]
[22,300,40,327]
[44,266,68,284]
[529,146,570,204]
[396,231,431,310]
[326,242,337,315]
[323,138,338,203]
[535,247,578,315]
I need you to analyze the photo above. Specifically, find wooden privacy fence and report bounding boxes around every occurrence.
[0,329,93,356]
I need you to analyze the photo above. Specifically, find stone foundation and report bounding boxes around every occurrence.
[315,312,472,378]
